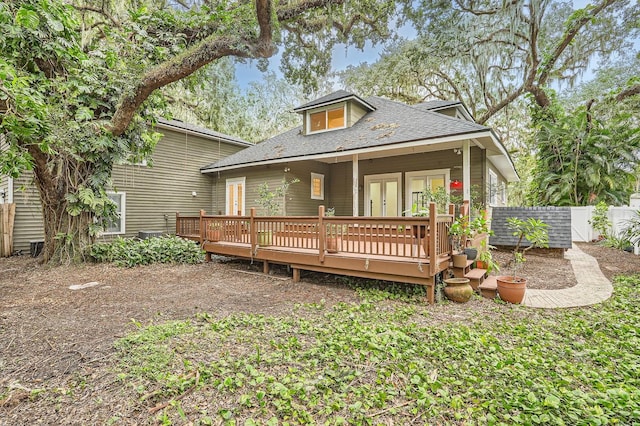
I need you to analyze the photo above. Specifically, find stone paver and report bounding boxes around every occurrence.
[522,243,612,308]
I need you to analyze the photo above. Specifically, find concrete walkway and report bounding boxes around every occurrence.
[522,243,613,308]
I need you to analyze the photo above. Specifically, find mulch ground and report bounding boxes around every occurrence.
[1,242,639,423]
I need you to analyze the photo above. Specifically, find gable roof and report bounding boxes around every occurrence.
[293,90,376,113]
[156,118,252,147]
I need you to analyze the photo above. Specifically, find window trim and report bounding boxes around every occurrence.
[103,191,126,235]
[306,103,347,134]
[489,170,498,206]
[404,169,451,215]
[311,172,324,200]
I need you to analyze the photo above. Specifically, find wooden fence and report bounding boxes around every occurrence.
[0,203,16,257]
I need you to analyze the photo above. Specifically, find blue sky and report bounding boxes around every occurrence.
[234,0,636,91]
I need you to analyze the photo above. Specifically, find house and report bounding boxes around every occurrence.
[200,90,518,217]
[0,119,251,254]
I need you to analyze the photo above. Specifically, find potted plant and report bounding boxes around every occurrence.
[255,178,299,246]
[449,215,471,267]
[464,211,493,260]
[496,217,549,304]
[476,241,500,274]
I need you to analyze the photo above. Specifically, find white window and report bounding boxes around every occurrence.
[104,192,126,235]
[311,173,324,200]
[404,169,450,215]
[307,104,346,134]
[489,170,498,206]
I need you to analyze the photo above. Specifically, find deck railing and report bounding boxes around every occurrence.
[177,204,455,275]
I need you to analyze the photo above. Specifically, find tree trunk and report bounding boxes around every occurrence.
[30,148,96,263]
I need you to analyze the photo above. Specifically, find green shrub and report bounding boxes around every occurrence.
[90,235,205,267]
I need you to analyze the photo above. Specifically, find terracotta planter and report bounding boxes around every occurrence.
[326,236,340,253]
[452,253,468,268]
[443,278,473,303]
[496,275,527,304]
[476,260,487,269]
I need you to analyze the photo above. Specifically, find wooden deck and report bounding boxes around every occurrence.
[176,205,455,303]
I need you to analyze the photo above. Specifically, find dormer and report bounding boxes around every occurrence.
[293,90,376,136]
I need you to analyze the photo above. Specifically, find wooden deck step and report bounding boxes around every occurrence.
[465,268,487,290]
[452,259,474,278]
[479,276,498,299]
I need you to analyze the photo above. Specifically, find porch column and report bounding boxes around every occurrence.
[462,140,470,210]
[352,154,359,216]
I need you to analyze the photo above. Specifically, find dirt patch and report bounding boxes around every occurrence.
[1,243,639,423]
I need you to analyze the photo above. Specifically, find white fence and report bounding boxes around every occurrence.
[571,206,639,244]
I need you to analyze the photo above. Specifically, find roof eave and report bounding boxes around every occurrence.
[293,95,376,113]
[201,130,494,174]
[155,119,253,147]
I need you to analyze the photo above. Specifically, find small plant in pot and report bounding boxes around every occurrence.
[476,241,500,274]
[449,215,471,267]
[497,217,549,304]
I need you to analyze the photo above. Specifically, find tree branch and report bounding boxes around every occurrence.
[537,0,616,88]
[616,84,640,102]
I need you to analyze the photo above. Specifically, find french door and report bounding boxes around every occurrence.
[225,177,245,215]
[364,173,401,217]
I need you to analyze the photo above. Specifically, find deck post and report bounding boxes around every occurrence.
[318,205,325,263]
[429,202,437,276]
[263,260,269,275]
[250,208,257,255]
[176,212,180,236]
[199,210,205,245]
[292,268,301,282]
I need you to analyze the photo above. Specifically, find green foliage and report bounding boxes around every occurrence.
[90,235,204,267]
[115,274,640,424]
[255,178,299,216]
[589,201,612,239]
[406,186,449,216]
[505,217,549,279]
[529,98,640,206]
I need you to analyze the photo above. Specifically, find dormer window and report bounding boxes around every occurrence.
[308,105,346,133]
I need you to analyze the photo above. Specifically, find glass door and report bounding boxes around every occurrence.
[225,178,245,215]
[364,173,401,216]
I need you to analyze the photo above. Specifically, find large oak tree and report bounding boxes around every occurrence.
[0,0,401,263]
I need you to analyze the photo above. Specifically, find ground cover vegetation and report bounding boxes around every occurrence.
[90,235,205,266]
[0,0,405,264]
[112,274,640,424]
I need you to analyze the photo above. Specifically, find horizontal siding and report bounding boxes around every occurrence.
[6,127,246,249]
[215,146,487,217]
[12,174,44,253]
[213,161,332,217]
[105,129,246,240]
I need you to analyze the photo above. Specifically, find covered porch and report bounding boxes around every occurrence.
[176,204,457,303]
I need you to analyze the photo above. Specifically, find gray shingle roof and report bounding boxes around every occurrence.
[490,207,572,249]
[156,118,252,147]
[201,95,490,172]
